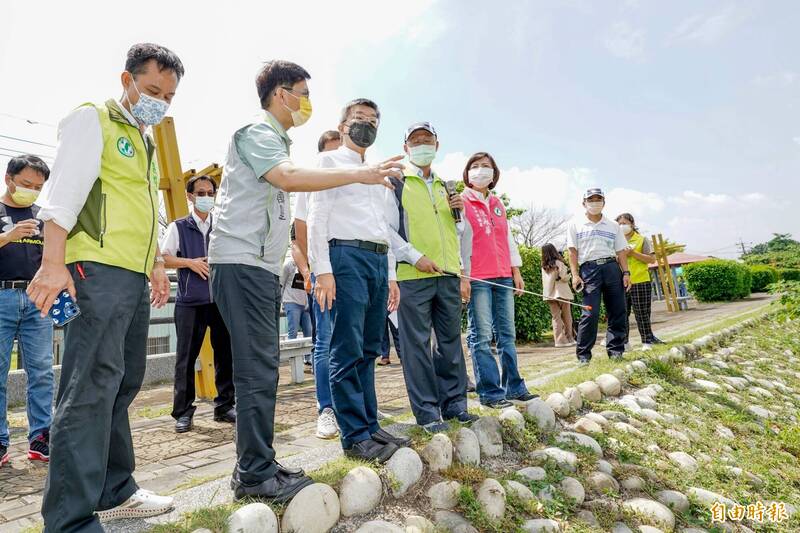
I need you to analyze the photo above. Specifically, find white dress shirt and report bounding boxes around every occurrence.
[307,145,396,280]
[293,192,308,222]
[159,211,213,257]
[566,214,628,266]
[36,102,140,231]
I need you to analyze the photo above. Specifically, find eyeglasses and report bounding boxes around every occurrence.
[281,86,310,98]
[350,114,380,127]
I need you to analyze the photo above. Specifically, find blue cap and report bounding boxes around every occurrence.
[583,188,605,199]
[404,122,437,142]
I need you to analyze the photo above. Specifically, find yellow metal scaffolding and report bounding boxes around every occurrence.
[153,117,219,399]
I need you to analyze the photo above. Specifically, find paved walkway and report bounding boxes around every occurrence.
[0,295,773,531]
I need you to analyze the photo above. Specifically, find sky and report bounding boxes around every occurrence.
[1,0,798,258]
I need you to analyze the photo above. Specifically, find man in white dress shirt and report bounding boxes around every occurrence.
[308,99,410,462]
[28,43,179,531]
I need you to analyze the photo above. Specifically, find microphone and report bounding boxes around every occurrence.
[444,180,461,223]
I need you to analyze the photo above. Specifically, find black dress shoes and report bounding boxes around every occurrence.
[343,438,398,463]
[214,408,236,423]
[175,415,193,433]
[371,428,411,448]
[231,465,313,503]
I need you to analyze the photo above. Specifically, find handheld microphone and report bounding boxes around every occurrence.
[444,180,461,223]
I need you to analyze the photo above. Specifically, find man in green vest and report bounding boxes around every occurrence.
[385,122,477,433]
[27,43,183,532]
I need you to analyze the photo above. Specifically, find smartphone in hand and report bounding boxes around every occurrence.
[49,290,81,327]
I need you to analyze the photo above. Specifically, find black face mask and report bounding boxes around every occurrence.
[347,121,377,148]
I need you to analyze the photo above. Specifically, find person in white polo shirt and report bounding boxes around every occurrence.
[566,188,631,364]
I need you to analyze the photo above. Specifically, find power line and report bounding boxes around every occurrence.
[0,112,56,128]
[0,146,55,161]
[0,134,56,148]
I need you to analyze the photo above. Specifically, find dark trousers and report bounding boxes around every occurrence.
[398,276,468,426]
[381,318,402,359]
[625,282,656,344]
[42,262,149,533]
[172,303,235,420]
[328,245,387,448]
[576,260,628,360]
[211,264,280,485]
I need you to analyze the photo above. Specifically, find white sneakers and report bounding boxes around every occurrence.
[554,341,577,348]
[316,407,339,439]
[96,489,174,521]
[641,343,653,351]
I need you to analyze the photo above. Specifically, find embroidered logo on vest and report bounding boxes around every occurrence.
[493,206,502,216]
[117,137,135,158]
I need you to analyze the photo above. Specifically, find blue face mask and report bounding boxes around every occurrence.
[129,79,170,126]
[193,196,214,213]
[409,144,437,167]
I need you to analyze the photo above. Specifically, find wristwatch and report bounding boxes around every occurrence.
[622,270,630,276]
[154,255,165,265]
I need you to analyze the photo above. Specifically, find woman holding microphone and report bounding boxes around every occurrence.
[461,152,537,409]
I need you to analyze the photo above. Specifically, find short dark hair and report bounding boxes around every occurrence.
[317,130,341,152]
[339,98,380,125]
[256,60,311,110]
[125,43,185,81]
[462,152,500,190]
[186,175,217,194]
[6,154,50,181]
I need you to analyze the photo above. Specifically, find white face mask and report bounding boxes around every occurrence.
[468,167,494,188]
[619,224,632,235]
[585,201,604,215]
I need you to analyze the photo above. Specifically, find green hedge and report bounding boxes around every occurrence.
[749,265,779,292]
[514,246,553,342]
[684,260,752,302]
[779,268,800,282]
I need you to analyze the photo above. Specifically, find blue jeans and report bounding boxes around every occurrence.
[0,289,54,445]
[311,274,334,413]
[328,245,387,447]
[285,302,312,340]
[467,277,529,403]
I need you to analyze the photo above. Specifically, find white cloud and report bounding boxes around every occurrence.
[793,137,800,146]
[667,6,749,45]
[604,21,646,59]
[753,71,799,88]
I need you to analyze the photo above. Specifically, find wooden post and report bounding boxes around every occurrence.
[652,234,680,312]
[153,117,217,400]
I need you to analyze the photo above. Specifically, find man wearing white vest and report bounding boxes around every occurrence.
[28,43,182,532]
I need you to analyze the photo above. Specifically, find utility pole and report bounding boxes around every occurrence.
[737,238,748,256]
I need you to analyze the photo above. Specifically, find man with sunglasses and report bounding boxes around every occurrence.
[308,98,408,463]
[208,61,403,503]
[160,175,234,434]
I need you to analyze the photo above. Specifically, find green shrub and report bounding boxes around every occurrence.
[514,246,554,342]
[771,280,800,320]
[684,260,752,302]
[748,265,778,293]
[736,265,752,299]
[779,268,800,282]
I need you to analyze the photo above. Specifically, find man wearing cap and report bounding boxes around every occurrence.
[385,122,476,434]
[566,188,631,364]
